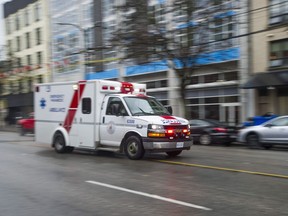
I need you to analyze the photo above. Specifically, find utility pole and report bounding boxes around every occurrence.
[56,22,87,80]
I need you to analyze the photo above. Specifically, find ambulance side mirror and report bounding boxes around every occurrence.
[166,106,173,115]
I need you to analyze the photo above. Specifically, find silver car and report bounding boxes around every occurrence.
[238,115,288,149]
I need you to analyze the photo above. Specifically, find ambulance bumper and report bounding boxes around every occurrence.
[142,138,193,152]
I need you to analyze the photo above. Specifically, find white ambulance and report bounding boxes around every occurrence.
[34,80,192,160]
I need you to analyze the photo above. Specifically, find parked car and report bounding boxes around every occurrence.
[5,112,25,125]
[17,112,35,136]
[238,115,288,149]
[189,119,238,145]
[241,112,278,127]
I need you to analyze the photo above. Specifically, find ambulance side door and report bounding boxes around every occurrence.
[76,82,95,148]
[99,96,129,146]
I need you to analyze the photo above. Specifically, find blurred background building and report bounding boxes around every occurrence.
[50,0,103,82]
[2,0,284,127]
[0,0,50,124]
[243,0,288,116]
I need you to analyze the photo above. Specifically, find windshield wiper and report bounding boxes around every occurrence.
[133,107,155,116]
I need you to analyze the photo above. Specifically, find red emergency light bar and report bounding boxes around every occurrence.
[100,81,146,95]
[121,82,134,94]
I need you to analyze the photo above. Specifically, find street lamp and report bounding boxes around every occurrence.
[56,22,87,80]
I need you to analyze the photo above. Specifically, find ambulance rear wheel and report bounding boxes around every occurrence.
[124,136,145,160]
[53,132,70,153]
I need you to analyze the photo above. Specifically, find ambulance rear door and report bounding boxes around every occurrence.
[73,81,96,149]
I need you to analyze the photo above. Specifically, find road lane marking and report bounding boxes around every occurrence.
[86,180,211,211]
[156,160,288,179]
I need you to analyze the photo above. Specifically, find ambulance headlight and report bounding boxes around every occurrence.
[147,124,165,137]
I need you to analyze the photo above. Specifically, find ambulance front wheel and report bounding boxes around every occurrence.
[53,132,74,153]
[124,135,145,160]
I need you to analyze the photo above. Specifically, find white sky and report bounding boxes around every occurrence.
[0,0,9,46]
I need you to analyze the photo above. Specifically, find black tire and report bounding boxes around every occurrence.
[199,133,212,145]
[246,133,261,149]
[224,142,232,146]
[262,144,272,150]
[19,126,25,136]
[166,150,182,157]
[53,132,69,153]
[124,135,145,160]
[65,146,75,153]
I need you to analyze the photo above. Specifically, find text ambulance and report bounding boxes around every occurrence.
[35,80,192,160]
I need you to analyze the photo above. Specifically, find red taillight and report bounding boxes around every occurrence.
[213,127,227,133]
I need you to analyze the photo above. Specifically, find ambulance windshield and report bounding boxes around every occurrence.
[124,96,170,116]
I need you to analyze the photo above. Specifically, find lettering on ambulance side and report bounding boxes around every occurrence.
[50,108,66,112]
[49,94,65,112]
[50,94,64,102]
[160,116,185,125]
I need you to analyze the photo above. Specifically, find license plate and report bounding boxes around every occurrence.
[176,142,184,148]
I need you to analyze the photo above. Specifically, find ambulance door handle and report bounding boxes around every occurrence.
[80,117,82,123]
[102,117,105,123]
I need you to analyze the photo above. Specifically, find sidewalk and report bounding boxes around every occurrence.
[0,125,19,133]
[0,125,34,142]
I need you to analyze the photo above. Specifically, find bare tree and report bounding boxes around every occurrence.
[109,0,239,118]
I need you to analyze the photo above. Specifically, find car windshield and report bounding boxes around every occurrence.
[124,96,170,116]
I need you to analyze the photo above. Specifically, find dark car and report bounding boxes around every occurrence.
[189,119,238,145]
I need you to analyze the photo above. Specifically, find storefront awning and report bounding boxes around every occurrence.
[242,71,288,89]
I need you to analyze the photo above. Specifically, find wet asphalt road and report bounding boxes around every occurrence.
[0,131,287,216]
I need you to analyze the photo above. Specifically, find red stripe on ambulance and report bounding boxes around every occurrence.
[161,115,176,119]
[63,81,86,133]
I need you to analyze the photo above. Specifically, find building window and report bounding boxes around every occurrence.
[16,36,21,51]
[270,39,288,67]
[34,3,41,21]
[28,78,33,92]
[224,71,238,81]
[37,52,42,65]
[37,75,43,83]
[7,40,12,53]
[204,74,219,83]
[27,55,32,65]
[15,14,20,30]
[26,32,31,49]
[25,9,29,26]
[6,18,11,34]
[17,58,22,67]
[19,79,23,93]
[269,0,288,25]
[146,80,167,89]
[36,28,41,45]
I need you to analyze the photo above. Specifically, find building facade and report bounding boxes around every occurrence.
[48,0,248,125]
[50,0,103,82]
[0,0,50,124]
[86,0,245,125]
[244,0,288,116]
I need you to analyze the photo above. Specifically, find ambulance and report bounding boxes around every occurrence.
[34,80,192,160]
